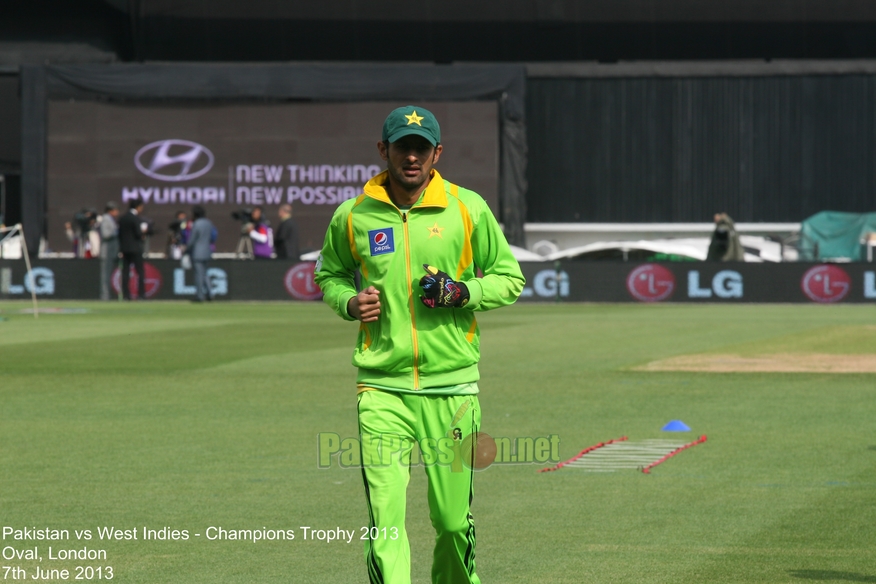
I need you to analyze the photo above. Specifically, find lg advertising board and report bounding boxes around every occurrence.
[0,260,324,301]
[46,101,499,254]
[4,261,876,303]
[517,262,876,303]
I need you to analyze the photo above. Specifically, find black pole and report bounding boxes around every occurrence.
[0,174,6,227]
[128,0,143,62]
[19,66,46,256]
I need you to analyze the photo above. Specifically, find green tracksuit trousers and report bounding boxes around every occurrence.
[357,389,482,584]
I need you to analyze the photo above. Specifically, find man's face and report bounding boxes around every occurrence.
[378,135,443,194]
[251,208,262,222]
[109,209,119,219]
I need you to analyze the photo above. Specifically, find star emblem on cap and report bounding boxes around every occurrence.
[405,111,424,126]
[427,222,444,239]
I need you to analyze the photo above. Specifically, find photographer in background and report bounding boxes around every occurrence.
[98,202,120,301]
[65,209,100,258]
[184,205,215,303]
[245,206,273,259]
[274,204,300,261]
[167,210,191,260]
[707,212,745,261]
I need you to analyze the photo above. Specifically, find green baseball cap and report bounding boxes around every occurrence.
[382,106,441,146]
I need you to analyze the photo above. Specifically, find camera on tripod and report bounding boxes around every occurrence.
[231,208,254,223]
[231,208,255,234]
[73,209,98,234]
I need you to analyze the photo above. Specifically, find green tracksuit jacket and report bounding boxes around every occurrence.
[315,169,525,393]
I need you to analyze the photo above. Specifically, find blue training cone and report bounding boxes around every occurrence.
[662,420,691,432]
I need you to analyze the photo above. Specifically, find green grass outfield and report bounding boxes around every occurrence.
[1,301,875,583]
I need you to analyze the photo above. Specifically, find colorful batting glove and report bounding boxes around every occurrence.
[419,264,470,308]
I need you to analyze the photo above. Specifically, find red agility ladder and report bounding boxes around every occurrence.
[537,436,628,473]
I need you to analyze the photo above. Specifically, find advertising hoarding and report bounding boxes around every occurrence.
[46,100,499,255]
[4,261,876,303]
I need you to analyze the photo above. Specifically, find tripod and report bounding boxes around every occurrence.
[236,232,254,259]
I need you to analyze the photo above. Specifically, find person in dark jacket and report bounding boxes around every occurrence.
[274,204,300,260]
[118,199,147,300]
[707,212,745,261]
[184,205,216,302]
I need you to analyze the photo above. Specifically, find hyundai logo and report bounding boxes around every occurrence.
[134,139,215,182]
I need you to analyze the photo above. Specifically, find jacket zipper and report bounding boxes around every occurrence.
[402,211,420,390]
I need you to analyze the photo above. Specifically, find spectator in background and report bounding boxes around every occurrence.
[118,199,147,300]
[167,210,191,259]
[185,205,215,302]
[707,212,745,261]
[246,206,273,259]
[274,203,300,261]
[98,202,120,300]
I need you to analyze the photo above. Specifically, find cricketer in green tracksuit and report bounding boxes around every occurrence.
[314,106,524,584]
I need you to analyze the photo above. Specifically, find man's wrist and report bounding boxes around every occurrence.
[463,279,483,309]
[340,291,358,321]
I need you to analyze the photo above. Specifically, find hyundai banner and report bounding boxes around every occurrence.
[46,101,500,255]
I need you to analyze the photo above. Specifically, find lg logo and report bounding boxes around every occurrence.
[533,269,569,298]
[173,268,228,297]
[626,264,675,302]
[0,267,55,295]
[801,265,851,303]
[285,263,323,300]
[135,140,215,182]
[627,266,743,302]
[111,263,163,299]
[688,270,743,299]
[520,269,570,299]
[866,272,876,299]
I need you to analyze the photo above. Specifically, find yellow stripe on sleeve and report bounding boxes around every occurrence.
[346,197,368,279]
[447,183,474,280]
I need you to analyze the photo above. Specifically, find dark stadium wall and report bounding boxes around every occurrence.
[126,1,876,22]
[124,1,876,62]
[137,21,876,63]
[1,0,132,59]
[526,73,876,223]
[8,0,876,64]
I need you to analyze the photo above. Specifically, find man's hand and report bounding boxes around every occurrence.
[419,264,469,308]
[348,286,381,322]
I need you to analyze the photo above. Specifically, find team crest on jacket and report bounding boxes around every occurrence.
[368,228,395,256]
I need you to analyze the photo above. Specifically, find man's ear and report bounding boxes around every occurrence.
[432,144,443,164]
[377,141,389,161]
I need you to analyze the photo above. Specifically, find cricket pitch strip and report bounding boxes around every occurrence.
[636,353,876,373]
